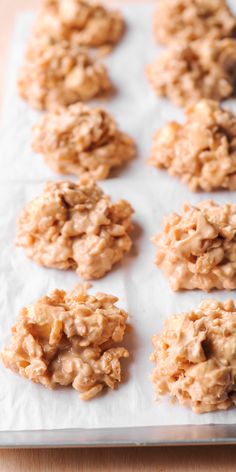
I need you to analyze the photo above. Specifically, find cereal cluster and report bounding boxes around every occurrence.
[32,103,135,179]
[154,200,236,291]
[153,0,236,45]
[34,0,124,48]
[16,180,134,280]
[18,36,111,110]
[1,285,129,400]
[149,100,236,191]
[151,299,236,413]
[17,1,126,110]
[146,37,236,106]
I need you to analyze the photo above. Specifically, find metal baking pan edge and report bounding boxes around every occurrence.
[0,425,236,448]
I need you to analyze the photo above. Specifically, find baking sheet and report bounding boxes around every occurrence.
[1,2,236,432]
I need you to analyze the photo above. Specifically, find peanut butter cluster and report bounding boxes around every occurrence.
[153,200,236,291]
[153,0,236,45]
[151,299,236,413]
[32,103,135,179]
[16,180,134,279]
[146,38,236,107]
[1,285,129,400]
[18,36,111,110]
[149,100,236,191]
[34,0,124,48]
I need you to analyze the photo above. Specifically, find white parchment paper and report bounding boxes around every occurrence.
[1,2,236,431]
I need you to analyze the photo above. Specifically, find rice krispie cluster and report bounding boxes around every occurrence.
[153,200,236,291]
[16,180,133,280]
[34,0,124,48]
[151,299,236,413]
[149,100,236,191]
[32,103,135,179]
[153,0,236,45]
[146,37,236,107]
[18,36,111,111]
[1,285,129,400]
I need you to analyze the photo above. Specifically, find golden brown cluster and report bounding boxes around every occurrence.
[34,0,125,48]
[153,200,236,291]
[1,285,129,400]
[146,37,236,107]
[16,180,134,280]
[153,0,236,45]
[18,36,111,110]
[149,100,236,191]
[151,299,236,413]
[17,1,126,109]
[32,103,135,179]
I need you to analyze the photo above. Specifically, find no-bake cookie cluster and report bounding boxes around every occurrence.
[151,299,236,413]
[32,103,135,179]
[147,37,236,107]
[147,0,236,106]
[153,0,236,45]
[16,180,134,280]
[1,285,129,400]
[149,100,236,191]
[18,36,112,110]
[35,0,124,48]
[18,0,125,110]
[153,200,236,291]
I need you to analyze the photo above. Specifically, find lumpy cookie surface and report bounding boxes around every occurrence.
[32,103,135,179]
[16,180,133,279]
[146,38,236,106]
[153,200,236,291]
[18,36,111,110]
[149,100,236,191]
[35,0,124,48]
[1,285,129,400]
[153,0,236,45]
[151,299,236,413]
